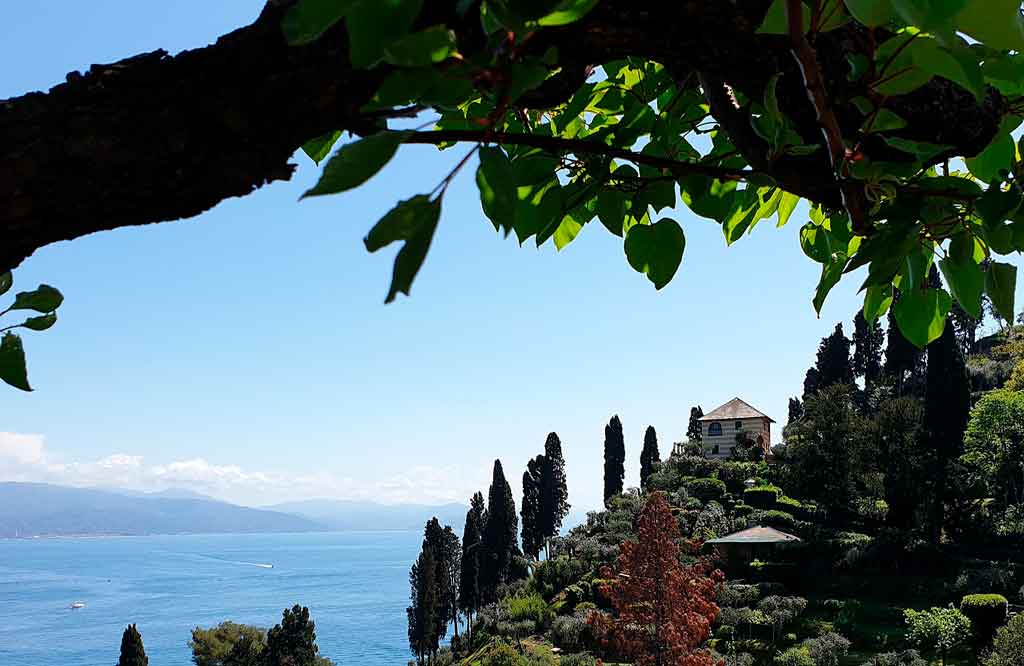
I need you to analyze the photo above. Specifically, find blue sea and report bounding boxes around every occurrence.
[0,531,422,665]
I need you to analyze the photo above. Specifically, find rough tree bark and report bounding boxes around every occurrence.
[0,0,1004,273]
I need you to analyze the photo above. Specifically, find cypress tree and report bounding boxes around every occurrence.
[885,306,924,395]
[479,459,519,603]
[407,548,439,666]
[540,431,570,553]
[786,397,803,426]
[686,406,704,444]
[521,455,544,560]
[923,321,971,543]
[458,492,485,631]
[603,415,626,505]
[440,525,461,639]
[804,323,854,400]
[852,310,885,388]
[265,605,322,666]
[117,624,148,666]
[639,425,660,491]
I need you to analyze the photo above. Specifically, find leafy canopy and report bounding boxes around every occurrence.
[280,0,1024,350]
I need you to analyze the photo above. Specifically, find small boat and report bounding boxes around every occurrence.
[69,601,85,610]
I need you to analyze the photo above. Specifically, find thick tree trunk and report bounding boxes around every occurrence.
[0,0,1005,273]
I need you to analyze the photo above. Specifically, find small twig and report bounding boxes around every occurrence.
[431,145,480,198]
[401,130,760,182]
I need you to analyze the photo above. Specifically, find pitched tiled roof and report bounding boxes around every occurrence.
[706,526,801,544]
[698,397,775,423]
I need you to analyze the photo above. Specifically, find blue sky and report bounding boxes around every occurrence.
[0,1,1017,512]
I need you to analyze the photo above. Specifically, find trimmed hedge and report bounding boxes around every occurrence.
[749,509,796,531]
[744,485,781,509]
[685,477,727,503]
[960,593,1008,645]
[734,503,755,517]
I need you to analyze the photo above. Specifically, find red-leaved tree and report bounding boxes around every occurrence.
[589,492,723,666]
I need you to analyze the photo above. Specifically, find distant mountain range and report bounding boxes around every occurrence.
[266,499,468,531]
[0,483,325,538]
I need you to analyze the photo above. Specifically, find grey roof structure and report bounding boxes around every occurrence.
[706,526,801,544]
[698,397,775,423]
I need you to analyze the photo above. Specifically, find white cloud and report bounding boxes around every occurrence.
[0,433,478,507]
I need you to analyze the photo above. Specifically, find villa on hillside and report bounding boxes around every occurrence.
[673,397,774,460]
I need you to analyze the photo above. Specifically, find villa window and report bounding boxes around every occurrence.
[712,445,720,455]
[735,420,743,430]
[707,422,722,436]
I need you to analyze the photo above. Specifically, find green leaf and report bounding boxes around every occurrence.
[0,272,11,297]
[535,0,599,25]
[863,109,907,133]
[0,332,30,391]
[282,0,360,45]
[845,0,896,26]
[986,261,1017,323]
[624,218,685,290]
[552,217,583,251]
[10,285,63,313]
[21,313,57,332]
[346,0,423,69]
[596,190,628,237]
[864,284,894,321]
[874,31,982,99]
[938,256,984,318]
[382,26,456,67]
[776,192,800,228]
[364,195,442,303]
[891,0,969,32]
[813,259,847,314]
[302,131,407,198]
[966,131,1015,183]
[894,287,952,348]
[758,0,848,34]
[475,147,516,234]
[954,0,1024,51]
[302,130,342,165]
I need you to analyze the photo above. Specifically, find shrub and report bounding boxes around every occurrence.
[558,653,596,666]
[686,477,727,503]
[503,594,553,631]
[985,613,1024,666]
[961,594,1008,646]
[719,583,760,608]
[774,646,814,666]
[749,509,796,531]
[777,496,802,512]
[549,612,593,652]
[861,650,927,666]
[744,485,781,509]
[904,606,971,664]
[719,653,755,666]
[733,503,755,517]
[480,641,524,666]
[533,558,591,600]
[802,632,850,666]
[575,602,597,612]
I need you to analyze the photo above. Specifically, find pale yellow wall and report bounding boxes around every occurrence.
[701,417,770,458]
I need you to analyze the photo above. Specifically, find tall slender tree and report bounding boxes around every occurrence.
[117,624,149,666]
[639,426,660,491]
[686,406,704,445]
[458,492,485,632]
[407,547,439,666]
[786,397,803,427]
[923,321,971,543]
[885,306,924,396]
[521,455,544,561]
[604,415,626,505]
[540,431,570,555]
[479,459,519,603]
[440,525,461,639]
[803,323,854,399]
[852,310,885,388]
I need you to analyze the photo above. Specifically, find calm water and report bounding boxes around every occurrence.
[0,531,422,665]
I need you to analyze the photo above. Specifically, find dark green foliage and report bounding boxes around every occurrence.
[743,485,780,510]
[480,460,521,603]
[603,415,626,504]
[852,310,885,388]
[118,624,148,666]
[860,650,927,666]
[748,509,797,531]
[960,593,1008,646]
[408,547,441,664]
[441,524,462,637]
[687,406,704,443]
[885,307,924,396]
[190,621,266,666]
[522,455,544,560]
[787,397,803,427]
[532,556,590,600]
[639,425,660,491]
[803,632,851,666]
[459,492,486,621]
[684,477,727,503]
[265,605,323,666]
[803,324,854,400]
[540,432,570,548]
[872,397,929,530]
[923,321,971,542]
[985,613,1024,666]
